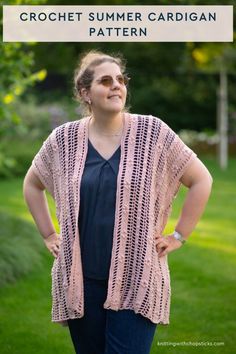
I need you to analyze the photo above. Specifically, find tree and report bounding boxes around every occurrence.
[0,0,48,130]
[0,0,47,175]
[184,40,236,169]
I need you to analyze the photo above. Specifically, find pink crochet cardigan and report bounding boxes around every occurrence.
[31,113,197,326]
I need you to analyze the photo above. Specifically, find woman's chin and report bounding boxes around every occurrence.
[104,103,124,114]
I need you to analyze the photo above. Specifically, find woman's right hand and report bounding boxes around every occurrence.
[43,232,62,258]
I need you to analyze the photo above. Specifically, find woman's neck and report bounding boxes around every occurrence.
[89,111,124,135]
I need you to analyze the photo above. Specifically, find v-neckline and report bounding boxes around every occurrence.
[88,139,120,162]
[86,113,127,162]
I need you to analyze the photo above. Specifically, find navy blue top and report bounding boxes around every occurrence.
[78,139,121,280]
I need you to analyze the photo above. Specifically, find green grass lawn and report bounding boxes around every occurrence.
[0,157,235,354]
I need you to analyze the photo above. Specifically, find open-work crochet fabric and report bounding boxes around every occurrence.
[31,113,197,326]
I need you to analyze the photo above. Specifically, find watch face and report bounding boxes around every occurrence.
[174,232,182,240]
[174,232,185,244]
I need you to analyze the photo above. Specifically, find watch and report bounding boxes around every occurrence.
[173,231,186,244]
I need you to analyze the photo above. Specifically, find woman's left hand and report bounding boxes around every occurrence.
[155,234,183,257]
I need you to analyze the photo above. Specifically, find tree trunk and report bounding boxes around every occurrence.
[217,67,228,170]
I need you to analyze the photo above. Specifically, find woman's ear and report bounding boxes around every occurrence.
[80,88,91,104]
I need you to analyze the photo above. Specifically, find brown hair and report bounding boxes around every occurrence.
[73,49,130,116]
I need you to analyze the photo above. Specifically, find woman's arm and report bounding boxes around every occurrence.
[175,158,213,238]
[23,167,61,258]
[156,158,213,257]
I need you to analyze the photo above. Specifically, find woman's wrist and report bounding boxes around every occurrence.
[172,230,186,245]
[43,231,57,239]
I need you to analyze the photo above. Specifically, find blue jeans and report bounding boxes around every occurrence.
[67,277,158,354]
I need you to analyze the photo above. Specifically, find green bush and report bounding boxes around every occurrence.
[0,212,44,288]
[0,96,81,178]
[3,96,52,140]
[0,139,43,178]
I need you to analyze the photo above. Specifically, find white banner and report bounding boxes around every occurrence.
[3,5,234,42]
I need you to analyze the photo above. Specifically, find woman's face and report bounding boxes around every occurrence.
[87,61,127,115]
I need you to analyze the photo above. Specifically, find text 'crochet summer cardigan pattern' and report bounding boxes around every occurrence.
[31,113,197,326]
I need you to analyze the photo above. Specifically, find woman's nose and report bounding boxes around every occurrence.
[111,78,121,88]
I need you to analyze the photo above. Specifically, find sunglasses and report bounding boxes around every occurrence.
[96,74,130,87]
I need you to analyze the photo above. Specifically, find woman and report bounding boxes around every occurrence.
[23,50,213,354]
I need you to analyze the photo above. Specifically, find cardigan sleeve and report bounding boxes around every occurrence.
[31,129,57,198]
[168,132,197,186]
[160,119,198,199]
